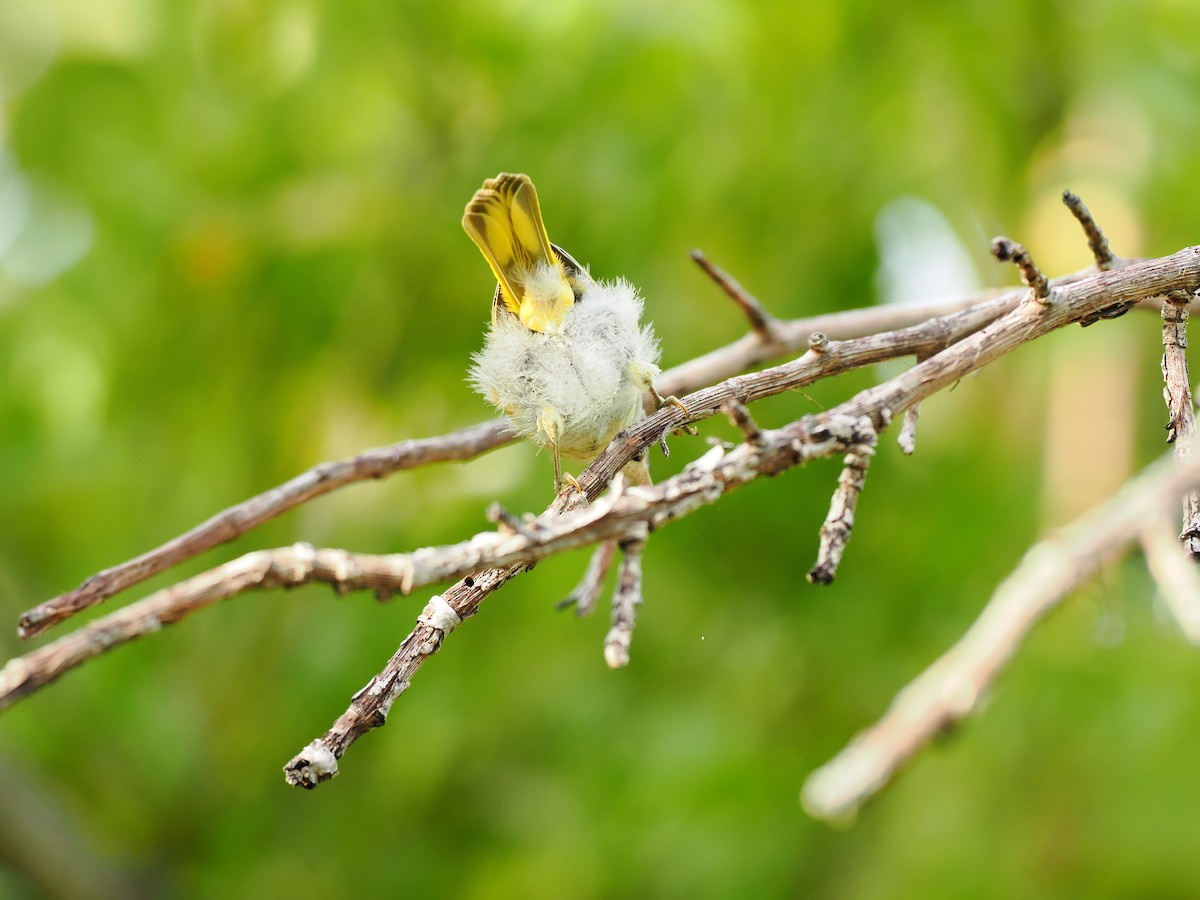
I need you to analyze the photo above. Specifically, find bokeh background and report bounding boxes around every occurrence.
[3,1,1200,897]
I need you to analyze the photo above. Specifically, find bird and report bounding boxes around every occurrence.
[462,173,678,492]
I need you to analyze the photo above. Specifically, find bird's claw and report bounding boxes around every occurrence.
[557,473,585,496]
[663,395,698,436]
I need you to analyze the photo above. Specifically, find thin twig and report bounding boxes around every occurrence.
[897,405,920,455]
[991,237,1050,302]
[285,564,518,788]
[2,543,424,710]
[1063,189,1116,270]
[0,406,883,714]
[802,448,1200,822]
[557,540,617,616]
[17,419,514,639]
[604,531,648,669]
[897,352,932,455]
[691,249,780,343]
[1060,192,1138,325]
[723,401,764,445]
[281,415,880,787]
[486,503,538,540]
[807,425,877,585]
[1161,290,1200,557]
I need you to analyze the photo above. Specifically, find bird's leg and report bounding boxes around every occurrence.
[630,362,697,437]
[538,404,583,494]
[550,437,584,496]
[552,442,564,492]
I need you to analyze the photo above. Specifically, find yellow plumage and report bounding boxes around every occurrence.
[462,174,576,334]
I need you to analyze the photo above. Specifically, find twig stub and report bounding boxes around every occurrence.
[990,237,1050,303]
[558,540,617,616]
[897,405,920,455]
[1062,190,1116,270]
[807,421,878,585]
[604,534,647,669]
[1161,290,1200,557]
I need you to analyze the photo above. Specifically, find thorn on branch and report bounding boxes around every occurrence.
[604,533,647,669]
[557,539,617,616]
[990,237,1050,304]
[807,428,878,585]
[1062,190,1116,270]
[690,249,781,344]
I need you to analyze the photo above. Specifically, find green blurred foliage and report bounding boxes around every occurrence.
[2,0,1200,896]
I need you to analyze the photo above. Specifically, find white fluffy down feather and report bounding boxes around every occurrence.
[470,278,661,461]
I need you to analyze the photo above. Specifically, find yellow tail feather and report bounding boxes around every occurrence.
[462,173,574,332]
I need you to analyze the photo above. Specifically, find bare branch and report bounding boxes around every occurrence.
[164,248,1200,788]
[486,502,538,540]
[557,540,617,616]
[801,448,1200,822]
[895,349,937,456]
[1062,189,1116,270]
[1160,290,1200,557]
[691,249,781,343]
[807,425,878,585]
[897,405,920,455]
[604,529,648,669]
[0,405,883,715]
[991,236,1050,302]
[279,412,882,786]
[2,543,422,709]
[3,291,1018,713]
[9,244,1200,790]
[722,400,764,446]
[288,239,1200,778]
[20,290,1030,639]
[285,568,511,789]
[654,291,1025,404]
[18,419,514,639]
